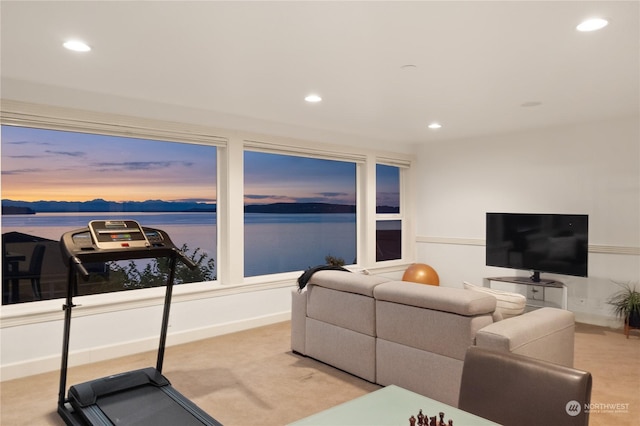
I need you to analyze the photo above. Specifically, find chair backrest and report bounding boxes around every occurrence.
[458,346,592,426]
[28,244,46,276]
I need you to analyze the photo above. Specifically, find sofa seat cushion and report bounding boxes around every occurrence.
[463,281,526,319]
[308,270,391,297]
[374,281,496,316]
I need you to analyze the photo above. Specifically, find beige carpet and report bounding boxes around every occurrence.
[0,321,638,425]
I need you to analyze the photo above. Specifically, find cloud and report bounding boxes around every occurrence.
[93,160,193,172]
[1,168,43,175]
[7,140,51,146]
[245,194,286,200]
[316,192,349,198]
[296,197,349,204]
[7,155,44,159]
[45,150,86,157]
[376,191,400,207]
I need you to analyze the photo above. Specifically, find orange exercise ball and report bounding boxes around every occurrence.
[402,263,440,286]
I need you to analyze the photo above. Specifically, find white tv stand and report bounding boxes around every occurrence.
[482,276,568,310]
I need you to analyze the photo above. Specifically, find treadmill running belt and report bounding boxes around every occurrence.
[98,385,205,426]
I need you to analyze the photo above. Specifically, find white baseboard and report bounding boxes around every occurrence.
[574,311,622,329]
[0,311,290,382]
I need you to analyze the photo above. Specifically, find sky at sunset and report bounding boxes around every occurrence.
[244,151,356,205]
[1,125,217,203]
[1,126,396,206]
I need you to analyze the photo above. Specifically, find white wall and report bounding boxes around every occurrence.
[0,95,414,381]
[1,87,636,381]
[0,283,293,380]
[414,116,640,326]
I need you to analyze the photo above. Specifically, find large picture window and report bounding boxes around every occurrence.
[1,125,217,304]
[243,151,357,277]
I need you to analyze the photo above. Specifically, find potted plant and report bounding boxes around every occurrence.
[325,254,345,267]
[607,281,640,338]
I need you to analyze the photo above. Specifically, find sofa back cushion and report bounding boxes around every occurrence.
[374,281,497,316]
[307,285,377,336]
[374,282,496,360]
[308,270,391,297]
[376,300,494,361]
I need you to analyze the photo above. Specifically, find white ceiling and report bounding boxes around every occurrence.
[1,1,638,149]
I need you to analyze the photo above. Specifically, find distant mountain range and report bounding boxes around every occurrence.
[2,199,216,214]
[244,203,355,214]
[1,199,398,215]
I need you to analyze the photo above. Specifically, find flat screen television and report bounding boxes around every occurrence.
[486,213,588,282]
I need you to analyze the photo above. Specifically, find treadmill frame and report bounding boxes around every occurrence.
[56,225,216,425]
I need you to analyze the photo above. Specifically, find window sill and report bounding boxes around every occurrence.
[0,278,292,329]
[0,263,411,329]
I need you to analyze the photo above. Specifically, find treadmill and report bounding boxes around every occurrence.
[58,220,222,426]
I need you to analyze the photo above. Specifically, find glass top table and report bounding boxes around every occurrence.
[288,385,500,426]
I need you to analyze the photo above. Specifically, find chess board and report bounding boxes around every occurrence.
[288,385,499,426]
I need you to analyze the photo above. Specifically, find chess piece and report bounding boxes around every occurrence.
[409,415,416,426]
[429,416,437,426]
[439,412,445,425]
[448,420,453,426]
[417,409,424,425]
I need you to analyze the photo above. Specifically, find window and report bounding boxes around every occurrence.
[243,151,357,276]
[1,103,414,309]
[376,164,401,261]
[1,125,217,304]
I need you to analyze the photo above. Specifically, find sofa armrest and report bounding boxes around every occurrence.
[475,307,575,367]
[291,289,308,354]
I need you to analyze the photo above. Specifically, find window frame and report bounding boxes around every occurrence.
[374,159,411,265]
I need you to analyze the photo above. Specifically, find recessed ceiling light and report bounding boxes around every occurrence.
[576,18,609,32]
[63,40,91,52]
[428,123,442,130]
[305,94,322,103]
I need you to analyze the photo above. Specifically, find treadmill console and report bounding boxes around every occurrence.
[144,229,165,246]
[60,220,196,276]
[89,220,150,249]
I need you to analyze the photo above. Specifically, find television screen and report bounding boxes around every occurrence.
[486,213,588,281]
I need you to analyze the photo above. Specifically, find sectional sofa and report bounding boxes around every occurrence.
[291,270,575,406]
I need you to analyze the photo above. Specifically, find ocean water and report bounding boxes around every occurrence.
[244,213,356,276]
[1,212,356,277]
